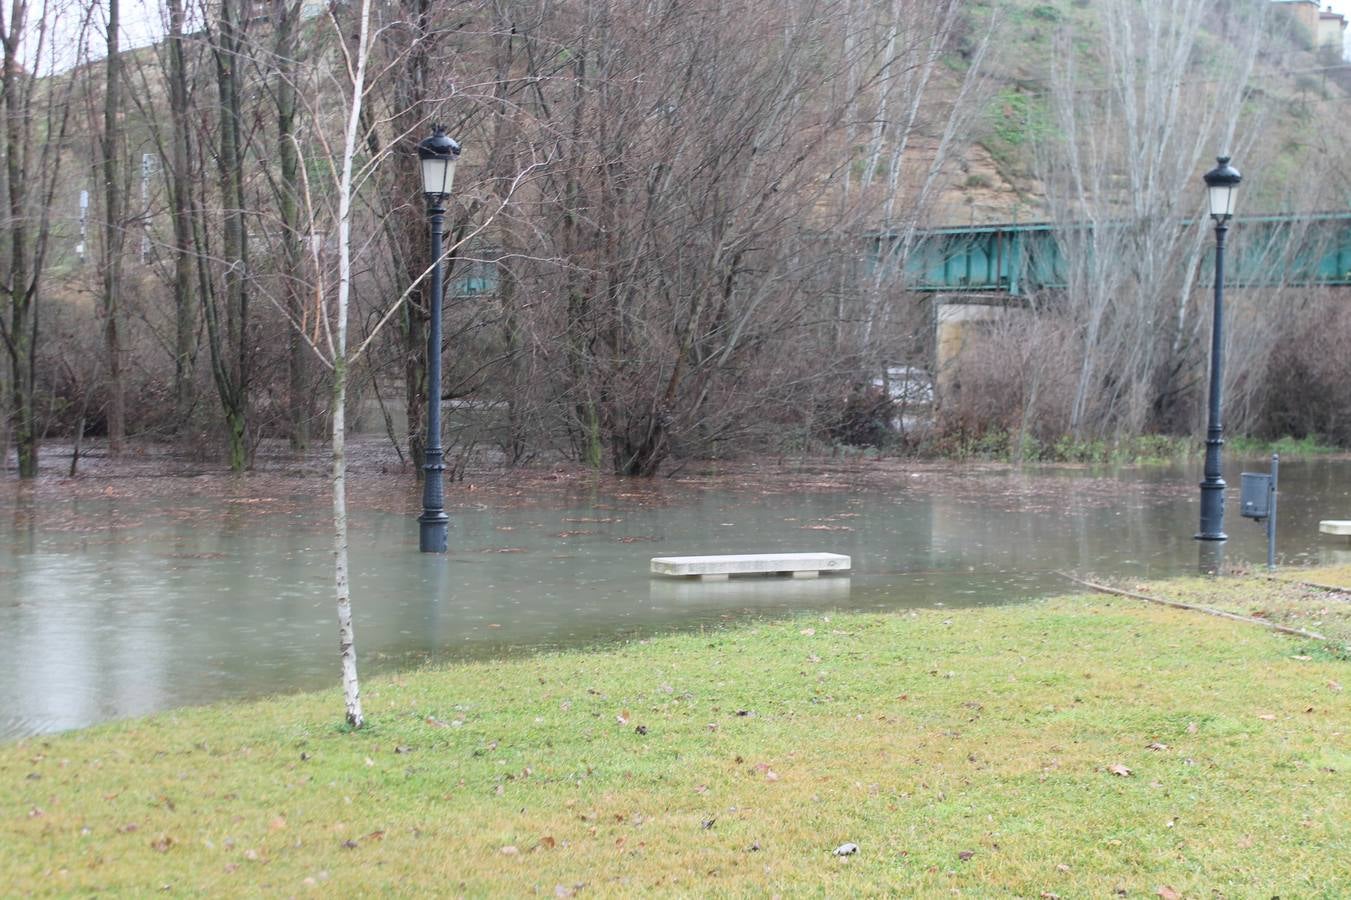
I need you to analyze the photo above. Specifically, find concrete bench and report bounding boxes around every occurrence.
[1320,520,1351,537]
[650,552,851,581]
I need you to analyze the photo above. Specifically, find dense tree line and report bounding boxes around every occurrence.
[1,0,1347,481]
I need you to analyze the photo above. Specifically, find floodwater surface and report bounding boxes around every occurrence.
[2,456,1348,740]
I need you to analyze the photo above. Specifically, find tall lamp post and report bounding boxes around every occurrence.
[1197,155,1241,542]
[417,126,461,553]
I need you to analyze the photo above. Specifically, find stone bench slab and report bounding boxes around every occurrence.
[650,553,851,581]
[1320,520,1351,537]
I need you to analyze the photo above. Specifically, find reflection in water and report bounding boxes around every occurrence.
[649,574,851,608]
[1197,541,1226,576]
[2,456,1349,740]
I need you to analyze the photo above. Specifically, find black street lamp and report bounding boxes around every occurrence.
[1197,154,1241,542]
[416,125,461,553]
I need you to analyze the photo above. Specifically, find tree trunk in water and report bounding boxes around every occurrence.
[210,0,250,470]
[101,0,126,454]
[2,7,36,477]
[167,0,195,428]
[275,0,309,450]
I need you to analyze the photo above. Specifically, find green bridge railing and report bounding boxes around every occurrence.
[877,212,1351,296]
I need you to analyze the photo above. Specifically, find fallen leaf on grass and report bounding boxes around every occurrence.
[958,850,975,861]
[1108,764,1133,777]
[832,842,858,856]
[150,835,175,853]
[539,836,556,850]
[1147,742,1169,751]
[616,710,630,725]
[501,845,520,856]
[1157,887,1182,900]
[1256,713,1276,721]
[750,762,779,780]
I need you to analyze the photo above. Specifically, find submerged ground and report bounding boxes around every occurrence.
[2,572,1346,896]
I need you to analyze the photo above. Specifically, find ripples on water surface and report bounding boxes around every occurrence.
[2,456,1348,739]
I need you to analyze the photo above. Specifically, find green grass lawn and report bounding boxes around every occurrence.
[2,582,1347,897]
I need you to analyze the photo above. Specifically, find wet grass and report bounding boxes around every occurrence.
[1138,567,1351,651]
[1,583,1347,896]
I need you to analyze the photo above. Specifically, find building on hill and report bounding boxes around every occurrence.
[1318,5,1349,49]
[1273,0,1348,51]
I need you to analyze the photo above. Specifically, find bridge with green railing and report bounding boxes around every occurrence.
[878,212,1351,296]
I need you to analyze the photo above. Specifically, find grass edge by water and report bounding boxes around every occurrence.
[1,579,1347,897]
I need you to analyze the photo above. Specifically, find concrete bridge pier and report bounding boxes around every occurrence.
[934,296,1011,407]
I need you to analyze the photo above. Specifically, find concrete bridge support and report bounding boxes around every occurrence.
[934,298,1010,407]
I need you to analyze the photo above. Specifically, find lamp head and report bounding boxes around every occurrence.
[1202,155,1241,222]
[417,125,461,200]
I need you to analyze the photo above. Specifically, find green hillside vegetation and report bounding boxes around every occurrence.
[948,0,1351,218]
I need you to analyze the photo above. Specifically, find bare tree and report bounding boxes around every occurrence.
[1036,0,1266,439]
[0,0,88,476]
[165,0,197,426]
[99,0,127,453]
[275,0,532,724]
[270,0,311,449]
[204,0,253,469]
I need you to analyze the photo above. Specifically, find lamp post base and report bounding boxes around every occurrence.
[419,513,449,553]
[1197,476,1227,542]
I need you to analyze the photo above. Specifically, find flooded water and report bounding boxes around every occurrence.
[2,456,1348,740]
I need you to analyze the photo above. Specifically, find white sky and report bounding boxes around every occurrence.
[27,0,1351,73]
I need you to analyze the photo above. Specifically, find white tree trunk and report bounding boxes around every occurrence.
[332,359,362,727]
[331,0,375,729]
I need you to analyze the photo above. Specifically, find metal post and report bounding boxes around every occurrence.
[1197,219,1228,541]
[140,153,153,263]
[78,189,89,262]
[418,200,449,553]
[1267,453,1278,572]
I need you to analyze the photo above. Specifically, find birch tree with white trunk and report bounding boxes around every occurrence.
[328,0,375,728]
[273,2,536,724]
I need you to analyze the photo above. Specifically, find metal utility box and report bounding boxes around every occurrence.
[1240,472,1271,519]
